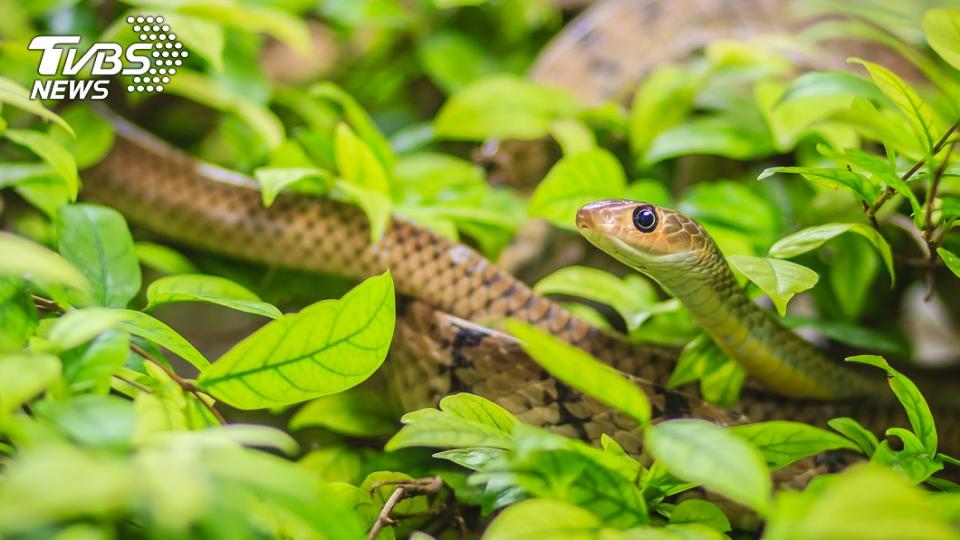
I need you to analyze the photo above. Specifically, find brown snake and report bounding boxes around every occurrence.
[79,0,957,460]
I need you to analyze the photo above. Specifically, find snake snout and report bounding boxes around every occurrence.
[576,199,632,232]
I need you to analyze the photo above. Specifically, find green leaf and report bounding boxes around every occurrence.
[146,274,282,319]
[768,223,894,285]
[764,464,958,540]
[849,58,939,152]
[253,167,330,206]
[550,119,596,156]
[872,428,943,483]
[645,419,771,513]
[0,232,92,305]
[156,12,225,70]
[0,77,73,134]
[630,65,697,165]
[505,320,651,427]
[669,499,731,533]
[533,266,656,330]
[197,272,395,409]
[828,417,880,455]
[171,2,312,56]
[645,117,774,164]
[0,353,60,414]
[776,71,892,109]
[57,204,142,308]
[289,386,398,437]
[47,307,132,351]
[117,309,209,370]
[847,355,937,456]
[817,145,922,218]
[625,180,672,207]
[334,122,390,195]
[782,316,907,357]
[924,8,960,73]
[0,277,38,354]
[727,255,819,316]
[483,498,601,540]
[4,129,79,201]
[667,333,729,388]
[433,447,507,471]
[698,357,745,407]
[164,69,284,149]
[48,104,115,169]
[433,74,579,141]
[938,248,960,279]
[416,30,496,94]
[386,393,517,451]
[61,330,129,395]
[335,180,392,243]
[732,421,860,470]
[134,242,198,275]
[528,148,627,230]
[311,82,394,171]
[759,166,878,203]
[37,394,137,450]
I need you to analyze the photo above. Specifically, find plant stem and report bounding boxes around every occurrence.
[130,343,227,425]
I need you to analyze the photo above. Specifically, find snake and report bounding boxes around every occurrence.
[74,0,958,460]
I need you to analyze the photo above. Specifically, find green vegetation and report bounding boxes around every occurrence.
[1,1,960,538]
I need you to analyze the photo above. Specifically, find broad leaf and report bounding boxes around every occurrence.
[146,274,282,319]
[505,320,651,427]
[528,148,627,230]
[847,355,937,456]
[669,499,731,533]
[759,166,878,203]
[828,417,880,455]
[645,419,771,513]
[290,387,398,437]
[849,58,939,152]
[253,167,330,206]
[334,122,390,196]
[0,77,73,134]
[631,65,697,165]
[732,421,860,470]
[48,104,115,169]
[550,119,596,156]
[0,353,60,414]
[197,272,395,409]
[776,71,891,107]
[4,129,78,201]
[47,307,132,351]
[727,255,819,316]
[61,330,129,395]
[645,117,774,164]
[768,223,894,285]
[924,9,960,74]
[483,498,601,540]
[57,204,142,308]
[386,393,517,450]
[117,309,209,370]
[433,75,579,141]
[0,232,92,305]
[533,266,656,330]
[134,242,198,275]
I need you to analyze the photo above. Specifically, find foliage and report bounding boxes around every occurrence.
[2,0,960,538]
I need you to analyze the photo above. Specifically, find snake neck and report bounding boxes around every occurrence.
[651,246,880,400]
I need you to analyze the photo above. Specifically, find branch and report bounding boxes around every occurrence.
[367,476,443,540]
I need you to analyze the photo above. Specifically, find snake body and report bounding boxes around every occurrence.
[76,0,959,455]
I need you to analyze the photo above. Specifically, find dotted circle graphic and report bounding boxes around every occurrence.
[124,15,187,94]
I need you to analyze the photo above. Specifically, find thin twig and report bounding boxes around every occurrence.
[31,295,65,313]
[865,120,960,226]
[922,140,957,300]
[112,374,154,394]
[367,477,443,540]
[130,343,227,425]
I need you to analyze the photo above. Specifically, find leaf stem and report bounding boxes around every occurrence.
[130,343,227,425]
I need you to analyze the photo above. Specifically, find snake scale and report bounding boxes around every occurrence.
[79,0,957,458]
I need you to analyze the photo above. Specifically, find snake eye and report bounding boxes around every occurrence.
[632,205,657,232]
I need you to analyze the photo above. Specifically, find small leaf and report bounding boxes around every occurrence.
[290,387,398,437]
[645,419,771,513]
[727,255,819,316]
[253,167,330,206]
[768,223,894,285]
[938,248,960,279]
[335,181,392,243]
[0,353,60,414]
[528,148,627,230]
[667,333,729,388]
[533,266,656,330]
[146,274,282,319]
[0,77,73,134]
[156,12,225,70]
[386,393,517,451]
[117,310,209,370]
[669,499,731,533]
[759,166,878,203]
[849,58,939,152]
[48,104,115,169]
[550,119,596,156]
[334,122,390,195]
[847,355,937,456]
[433,75,579,141]
[416,30,496,94]
[197,272,395,409]
[57,204,142,308]
[433,447,507,471]
[311,82,394,170]
[924,8,960,72]
[872,428,943,483]
[61,330,129,395]
[732,421,860,470]
[631,65,697,165]
[483,498,601,540]
[134,242,198,275]
[0,232,92,304]
[776,71,892,109]
[5,129,78,201]
[699,358,746,407]
[0,277,38,353]
[47,307,132,351]
[645,117,774,164]
[504,320,651,427]
[817,145,921,217]
[828,417,880,455]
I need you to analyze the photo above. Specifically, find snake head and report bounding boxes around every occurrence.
[576,199,714,274]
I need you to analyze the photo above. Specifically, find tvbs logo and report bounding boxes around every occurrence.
[28,15,187,100]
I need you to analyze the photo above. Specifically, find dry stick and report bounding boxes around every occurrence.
[129,343,227,425]
[367,477,443,540]
[866,120,960,226]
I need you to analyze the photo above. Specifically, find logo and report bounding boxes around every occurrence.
[28,15,187,100]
